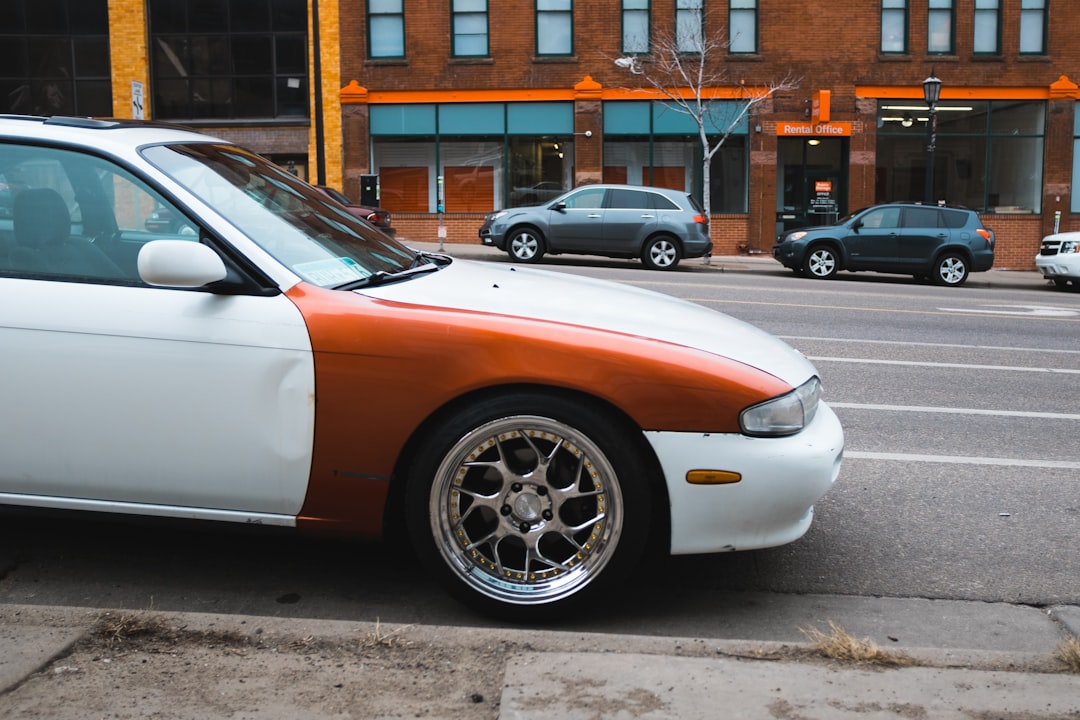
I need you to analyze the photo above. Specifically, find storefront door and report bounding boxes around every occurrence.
[776,138,848,234]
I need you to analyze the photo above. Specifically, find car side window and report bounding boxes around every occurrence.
[650,194,680,211]
[0,144,195,284]
[902,207,942,229]
[561,187,606,209]
[859,207,900,229]
[607,188,649,209]
[940,209,968,229]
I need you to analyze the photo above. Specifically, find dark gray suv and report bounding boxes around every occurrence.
[772,203,995,286]
[479,184,712,270]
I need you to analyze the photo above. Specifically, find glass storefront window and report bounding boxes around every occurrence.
[876,100,1043,214]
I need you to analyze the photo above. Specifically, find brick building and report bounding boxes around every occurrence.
[5,0,1079,267]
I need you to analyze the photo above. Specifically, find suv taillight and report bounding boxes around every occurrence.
[693,214,708,225]
[976,228,992,246]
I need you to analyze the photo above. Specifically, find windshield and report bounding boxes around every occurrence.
[141,143,415,287]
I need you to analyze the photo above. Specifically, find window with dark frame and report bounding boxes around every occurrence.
[1019,0,1047,55]
[881,0,907,54]
[973,0,1000,55]
[148,0,308,121]
[368,0,405,59]
[675,0,703,53]
[729,0,757,54]
[536,0,573,56]
[452,0,488,57]
[927,0,953,54]
[621,0,650,55]
[0,0,112,117]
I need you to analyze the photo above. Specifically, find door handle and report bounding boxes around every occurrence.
[587,214,602,218]
[640,214,655,218]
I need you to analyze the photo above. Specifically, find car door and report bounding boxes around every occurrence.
[545,186,607,251]
[843,206,901,270]
[600,188,660,254]
[0,143,314,520]
[898,206,948,271]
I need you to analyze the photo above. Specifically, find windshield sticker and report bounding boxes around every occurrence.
[296,257,367,286]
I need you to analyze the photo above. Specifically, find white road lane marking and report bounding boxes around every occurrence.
[808,356,1080,374]
[938,304,1079,318]
[845,451,1080,470]
[829,403,1080,421]
[782,335,1080,356]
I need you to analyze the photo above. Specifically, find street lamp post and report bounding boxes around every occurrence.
[923,74,942,205]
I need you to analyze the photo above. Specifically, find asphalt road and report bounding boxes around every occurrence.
[1,257,1077,639]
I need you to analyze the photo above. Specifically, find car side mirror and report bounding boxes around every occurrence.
[552,201,567,211]
[138,239,227,288]
[851,220,863,231]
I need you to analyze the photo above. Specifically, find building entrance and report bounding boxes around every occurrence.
[776,138,848,234]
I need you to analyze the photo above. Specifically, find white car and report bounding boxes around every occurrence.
[1035,231,1080,290]
[0,115,843,618]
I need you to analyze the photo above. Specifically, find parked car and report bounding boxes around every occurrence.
[313,184,395,238]
[479,184,712,270]
[772,202,995,286]
[0,116,842,619]
[144,204,197,235]
[1034,231,1080,290]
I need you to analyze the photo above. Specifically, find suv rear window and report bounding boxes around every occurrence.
[940,208,970,229]
[903,207,941,228]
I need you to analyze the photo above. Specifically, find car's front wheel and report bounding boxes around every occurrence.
[933,253,969,286]
[642,236,681,270]
[404,393,653,619]
[507,228,545,263]
[804,245,839,279]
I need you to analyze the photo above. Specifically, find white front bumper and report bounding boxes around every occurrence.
[1035,253,1080,279]
[647,403,844,555]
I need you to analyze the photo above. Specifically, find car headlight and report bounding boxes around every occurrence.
[488,211,508,221]
[1062,239,1080,254]
[740,377,821,437]
[786,231,807,242]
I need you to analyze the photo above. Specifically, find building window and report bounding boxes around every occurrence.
[621,0,649,54]
[536,0,572,56]
[368,0,405,58]
[676,0,703,53]
[881,0,907,54]
[927,0,953,54]
[452,0,488,57]
[602,100,749,213]
[973,0,1000,54]
[729,0,757,54]
[370,102,576,212]
[149,0,308,121]
[0,0,111,116]
[876,100,1044,213]
[1019,0,1046,55]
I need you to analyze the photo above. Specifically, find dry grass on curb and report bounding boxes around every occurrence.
[1055,636,1080,673]
[93,611,169,648]
[799,621,915,668]
[361,619,414,649]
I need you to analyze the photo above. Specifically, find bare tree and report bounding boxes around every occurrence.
[614,24,799,219]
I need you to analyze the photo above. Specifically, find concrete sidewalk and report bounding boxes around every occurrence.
[2,599,1078,718]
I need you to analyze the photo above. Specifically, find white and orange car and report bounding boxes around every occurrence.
[0,116,843,618]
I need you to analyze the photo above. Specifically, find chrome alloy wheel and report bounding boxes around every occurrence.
[509,230,541,261]
[428,415,623,606]
[645,238,678,268]
[935,254,968,286]
[806,247,837,278]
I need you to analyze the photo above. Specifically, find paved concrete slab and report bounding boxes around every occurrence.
[500,651,1080,720]
[0,623,84,693]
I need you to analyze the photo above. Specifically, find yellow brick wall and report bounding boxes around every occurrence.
[108,0,150,119]
[311,0,343,189]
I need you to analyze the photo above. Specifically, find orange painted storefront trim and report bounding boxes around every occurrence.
[857,85,1050,100]
[346,84,772,105]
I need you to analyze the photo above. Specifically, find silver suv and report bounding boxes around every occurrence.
[479,184,712,270]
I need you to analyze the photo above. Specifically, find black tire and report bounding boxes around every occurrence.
[641,236,681,270]
[933,253,969,286]
[803,244,839,279]
[507,227,545,263]
[403,392,653,620]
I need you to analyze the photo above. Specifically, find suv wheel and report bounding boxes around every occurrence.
[642,236,681,270]
[507,228,545,263]
[804,245,839,279]
[933,253,969,286]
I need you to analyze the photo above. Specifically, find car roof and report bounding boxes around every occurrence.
[0,115,223,152]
